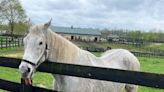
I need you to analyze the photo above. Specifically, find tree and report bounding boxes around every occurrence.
[0,0,26,36]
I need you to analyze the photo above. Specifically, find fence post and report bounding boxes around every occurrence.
[9,38,11,48]
[18,38,20,47]
[0,38,2,49]
[12,38,13,47]
[15,38,16,47]
[20,78,33,92]
[22,38,23,46]
[15,38,17,47]
[5,37,7,49]
[21,37,23,46]
[18,38,19,47]
[14,38,15,47]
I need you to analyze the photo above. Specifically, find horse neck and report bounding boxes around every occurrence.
[48,30,80,64]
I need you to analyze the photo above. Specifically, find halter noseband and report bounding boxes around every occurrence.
[22,43,48,67]
[22,59,36,66]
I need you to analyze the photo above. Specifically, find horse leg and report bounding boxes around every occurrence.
[53,79,57,90]
[53,74,64,91]
[52,75,59,91]
[125,84,138,92]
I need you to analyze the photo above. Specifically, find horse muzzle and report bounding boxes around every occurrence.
[19,65,33,85]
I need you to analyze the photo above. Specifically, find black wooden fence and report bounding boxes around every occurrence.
[0,37,23,49]
[0,57,164,92]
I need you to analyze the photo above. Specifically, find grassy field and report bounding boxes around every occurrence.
[74,41,164,52]
[147,43,164,50]
[0,48,164,92]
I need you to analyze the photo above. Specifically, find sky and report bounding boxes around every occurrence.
[19,0,164,31]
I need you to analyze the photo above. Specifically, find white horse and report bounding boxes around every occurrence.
[19,19,140,92]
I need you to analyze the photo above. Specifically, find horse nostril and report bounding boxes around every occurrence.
[27,67,31,73]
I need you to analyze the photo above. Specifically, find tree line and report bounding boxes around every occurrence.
[101,29,164,43]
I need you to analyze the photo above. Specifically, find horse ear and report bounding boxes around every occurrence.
[44,18,52,29]
[27,18,32,28]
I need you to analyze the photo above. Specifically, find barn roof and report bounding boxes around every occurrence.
[51,26,101,36]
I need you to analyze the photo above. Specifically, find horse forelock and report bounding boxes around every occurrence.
[29,24,44,35]
[26,24,47,41]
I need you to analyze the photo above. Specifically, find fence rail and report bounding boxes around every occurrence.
[0,57,164,92]
[132,51,164,58]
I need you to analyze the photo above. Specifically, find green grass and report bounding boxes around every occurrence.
[138,57,164,92]
[139,57,164,74]
[148,43,164,50]
[0,49,164,92]
[0,47,23,58]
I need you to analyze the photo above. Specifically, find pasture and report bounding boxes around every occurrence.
[147,43,164,50]
[0,47,164,92]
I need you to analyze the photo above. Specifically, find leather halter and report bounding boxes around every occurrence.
[22,43,48,67]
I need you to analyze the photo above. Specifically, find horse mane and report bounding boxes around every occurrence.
[47,28,80,63]
[29,24,80,64]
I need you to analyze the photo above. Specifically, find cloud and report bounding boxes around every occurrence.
[19,0,164,31]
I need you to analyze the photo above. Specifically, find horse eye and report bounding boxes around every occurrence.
[39,42,43,45]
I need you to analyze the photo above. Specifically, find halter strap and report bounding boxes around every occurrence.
[22,43,49,67]
[22,59,36,66]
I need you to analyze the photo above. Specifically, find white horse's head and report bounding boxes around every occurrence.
[19,19,52,84]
